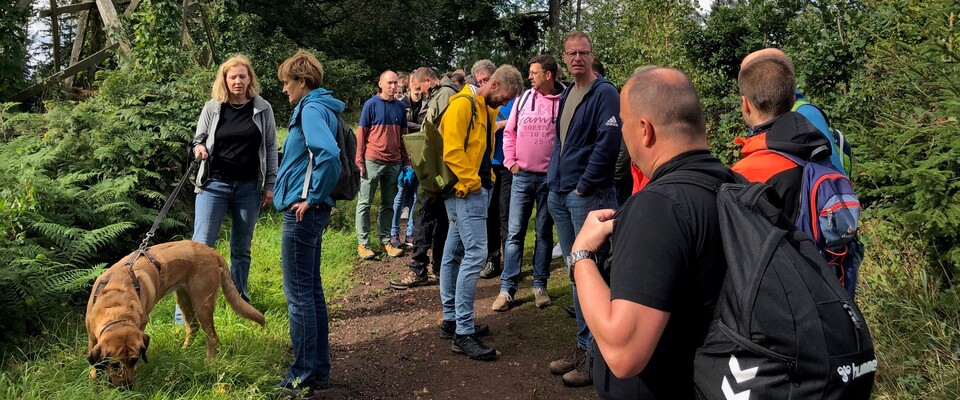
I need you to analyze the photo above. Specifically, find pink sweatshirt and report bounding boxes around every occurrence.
[503,84,564,173]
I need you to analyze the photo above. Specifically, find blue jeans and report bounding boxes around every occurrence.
[356,160,401,245]
[500,171,553,295]
[548,187,618,351]
[440,189,490,335]
[391,176,418,238]
[193,179,261,301]
[280,204,332,388]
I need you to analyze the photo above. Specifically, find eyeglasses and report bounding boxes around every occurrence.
[529,71,544,76]
[564,50,593,58]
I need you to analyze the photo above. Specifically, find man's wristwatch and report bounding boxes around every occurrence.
[567,249,597,281]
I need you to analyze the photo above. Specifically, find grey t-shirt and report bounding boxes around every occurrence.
[558,78,596,145]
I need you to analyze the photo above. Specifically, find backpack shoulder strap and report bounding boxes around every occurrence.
[653,170,782,221]
[512,89,535,132]
[445,93,478,148]
[792,99,833,129]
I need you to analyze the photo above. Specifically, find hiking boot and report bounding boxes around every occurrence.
[562,350,593,387]
[382,243,404,258]
[389,234,402,248]
[357,244,376,260]
[479,261,500,279]
[491,291,512,312]
[548,346,582,375]
[403,236,414,250]
[534,287,552,308]
[439,320,490,340]
[275,384,315,400]
[451,334,497,361]
[389,270,428,290]
[426,269,439,284]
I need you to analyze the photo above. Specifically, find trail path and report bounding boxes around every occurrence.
[319,255,594,399]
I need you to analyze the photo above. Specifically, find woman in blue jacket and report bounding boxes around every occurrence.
[274,50,344,397]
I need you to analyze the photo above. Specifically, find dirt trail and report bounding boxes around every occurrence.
[319,254,594,399]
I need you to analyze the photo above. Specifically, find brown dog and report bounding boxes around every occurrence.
[85,240,266,387]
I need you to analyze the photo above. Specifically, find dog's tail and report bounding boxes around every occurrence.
[217,255,266,327]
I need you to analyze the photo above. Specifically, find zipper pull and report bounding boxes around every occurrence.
[842,302,862,329]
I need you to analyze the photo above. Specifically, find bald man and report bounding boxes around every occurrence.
[356,70,409,259]
[741,48,847,174]
[571,67,738,399]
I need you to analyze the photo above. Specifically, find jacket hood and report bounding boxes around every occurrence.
[736,112,831,159]
[302,87,345,113]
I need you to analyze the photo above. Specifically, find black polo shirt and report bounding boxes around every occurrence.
[593,150,736,400]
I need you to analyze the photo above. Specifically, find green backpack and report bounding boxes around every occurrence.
[403,93,477,195]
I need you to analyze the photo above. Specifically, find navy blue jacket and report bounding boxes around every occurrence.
[547,77,622,195]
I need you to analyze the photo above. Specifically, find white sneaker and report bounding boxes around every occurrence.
[552,244,562,259]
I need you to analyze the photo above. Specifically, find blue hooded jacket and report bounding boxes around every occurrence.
[274,87,345,210]
[547,76,622,194]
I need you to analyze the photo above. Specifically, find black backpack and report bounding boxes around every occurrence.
[330,113,360,201]
[293,103,360,201]
[656,171,875,400]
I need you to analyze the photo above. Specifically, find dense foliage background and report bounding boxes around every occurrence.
[1,0,958,396]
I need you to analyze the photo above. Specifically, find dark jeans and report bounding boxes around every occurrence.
[501,171,553,295]
[280,203,332,388]
[486,164,511,267]
[409,190,447,276]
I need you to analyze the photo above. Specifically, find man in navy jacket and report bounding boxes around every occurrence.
[546,31,622,388]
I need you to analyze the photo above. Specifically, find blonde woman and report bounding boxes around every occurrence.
[180,54,277,324]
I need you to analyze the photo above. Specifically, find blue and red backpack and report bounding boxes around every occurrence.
[770,150,864,298]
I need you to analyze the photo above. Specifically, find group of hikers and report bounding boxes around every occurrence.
[188,28,871,399]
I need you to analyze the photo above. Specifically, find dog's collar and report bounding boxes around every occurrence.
[98,319,136,337]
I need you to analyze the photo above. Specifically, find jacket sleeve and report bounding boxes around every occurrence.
[442,97,480,196]
[302,104,342,206]
[192,102,214,146]
[502,97,521,170]
[578,84,623,195]
[264,105,278,191]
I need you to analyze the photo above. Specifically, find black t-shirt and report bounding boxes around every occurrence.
[593,150,736,400]
[211,101,261,181]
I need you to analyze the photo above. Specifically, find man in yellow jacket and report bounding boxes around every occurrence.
[439,64,524,361]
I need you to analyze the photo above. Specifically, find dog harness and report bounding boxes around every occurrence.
[91,249,163,305]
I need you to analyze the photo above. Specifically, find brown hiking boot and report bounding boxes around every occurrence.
[533,287,552,308]
[382,243,404,257]
[357,244,376,260]
[548,346,582,375]
[389,270,428,290]
[562,349,593,387]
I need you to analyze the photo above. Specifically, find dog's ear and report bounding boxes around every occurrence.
[87,346,102,366]
[140,334,150,363]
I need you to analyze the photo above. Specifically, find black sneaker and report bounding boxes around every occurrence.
[452,334,497,361]
[479,261,501,279]
[439,320,490,340]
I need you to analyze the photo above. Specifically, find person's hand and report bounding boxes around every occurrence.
[510,164,520,174]
[194,145,209,160]
[292,200,311,222]
[358,162,366,179]
[572,209,616,253]
[496,120,508,130]
[261,190,274,208]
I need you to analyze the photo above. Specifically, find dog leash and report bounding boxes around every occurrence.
[136,158,201,252]
[92,159,200,305]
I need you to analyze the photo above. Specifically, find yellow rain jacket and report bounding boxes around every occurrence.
[441,86,497,198]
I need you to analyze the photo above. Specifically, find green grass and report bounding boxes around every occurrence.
[0,209,356,399]
[857,219,960,399]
